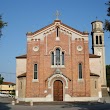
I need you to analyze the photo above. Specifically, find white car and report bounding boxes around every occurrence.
[8,94,14,98]
[0,93,9,98]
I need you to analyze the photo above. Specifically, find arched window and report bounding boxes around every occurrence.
[56,27,59,37]
[51,52,54,65]
[56,48,60,65]
[20,82,22,89]
[34,64,38,79]
[62,52,64,65]
[99,36,102,44]
[96,36,98,44]
[78,63,82,79]
[95,81,97,89]
[51,48,65,66]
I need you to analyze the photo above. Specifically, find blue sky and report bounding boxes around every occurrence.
[0,0,110,83]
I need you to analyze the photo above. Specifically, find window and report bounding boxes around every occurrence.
[78,63,82,79]
[20,82,22,89]
[34,64,38,79]
[62,52,64,65]
[56,48,60,65]
[56,27,59,37]
[51,52,54,65]
[99,36,102,44]
[95,81,97,89]
[96,36,98,44]
[51,48,64,66]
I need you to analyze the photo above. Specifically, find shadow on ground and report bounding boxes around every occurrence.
[15,101,110,110]
[0,102,11,110]
[61,102,110,110]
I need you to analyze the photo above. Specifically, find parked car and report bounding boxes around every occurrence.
[8,94,14,98]
[0,92,9,98]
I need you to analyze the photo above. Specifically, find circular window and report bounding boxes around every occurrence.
[33,46,39,52]
[77,45,83,51]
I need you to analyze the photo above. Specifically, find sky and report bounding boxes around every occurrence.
[0,0,110,83]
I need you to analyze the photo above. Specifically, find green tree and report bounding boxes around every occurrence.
[0,74,4,85]
[0,74,4,92]
[106,65,110,88]
[104,0,110,32]
[0,15,7,37]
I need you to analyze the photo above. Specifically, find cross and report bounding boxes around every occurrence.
[55,10,61,20]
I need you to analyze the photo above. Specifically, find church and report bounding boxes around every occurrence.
[16,17,108,102]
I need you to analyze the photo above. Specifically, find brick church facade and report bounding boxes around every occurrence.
[16,19,107,102]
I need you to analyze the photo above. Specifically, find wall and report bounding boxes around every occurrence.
[18,77,26,98]
[90,76,99,97]
[16,58,26,97]
[26,26,90,98]
[1,84,15,93]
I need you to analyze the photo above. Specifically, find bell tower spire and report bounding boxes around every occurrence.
[91,20,104,54]
[91,20,106,86]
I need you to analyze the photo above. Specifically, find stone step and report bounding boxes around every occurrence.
[15,101,100,106]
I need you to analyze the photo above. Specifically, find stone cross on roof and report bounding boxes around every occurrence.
[55,10,61,20]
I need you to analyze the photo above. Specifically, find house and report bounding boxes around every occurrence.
[16,19,108,102]
[0,82,15,94]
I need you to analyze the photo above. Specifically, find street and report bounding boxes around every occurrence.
[0,97,110,110]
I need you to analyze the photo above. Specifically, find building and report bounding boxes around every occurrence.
[0,82,15,94]
[16,19,108,102]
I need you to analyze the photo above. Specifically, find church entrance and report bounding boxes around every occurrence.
[53,80,63,101]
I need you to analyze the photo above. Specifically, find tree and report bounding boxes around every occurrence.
[0,74,4,85]
[0,15,7,38]
[104,0,110,32]
[106,65,110,88]
[0,74,4,92]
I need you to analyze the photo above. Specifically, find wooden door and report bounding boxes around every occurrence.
[53,80,63,101]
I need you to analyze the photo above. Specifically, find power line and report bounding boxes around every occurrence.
[0,72,15,74]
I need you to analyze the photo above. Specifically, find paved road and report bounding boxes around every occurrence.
[0,97,110,110]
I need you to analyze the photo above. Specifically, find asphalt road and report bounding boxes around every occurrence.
[0,97,110,110]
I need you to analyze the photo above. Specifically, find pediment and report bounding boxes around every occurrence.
[46,68,71,89]
[27,20,89,41]
[46,68,71,81]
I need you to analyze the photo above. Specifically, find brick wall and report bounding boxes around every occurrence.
[25,23,90,98]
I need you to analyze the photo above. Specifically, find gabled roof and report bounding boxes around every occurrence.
[26,20,89,36]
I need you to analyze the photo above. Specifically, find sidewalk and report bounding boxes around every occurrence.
[99,97,110,103]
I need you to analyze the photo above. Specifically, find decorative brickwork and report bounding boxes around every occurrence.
[16,20,106,102]
[25,20,90,100]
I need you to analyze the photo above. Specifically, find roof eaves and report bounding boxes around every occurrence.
[90,73,100,77]
[89,54,100,58]
[17,73,26,78]
[16,54,27,59]
[26,20,89,36]
[26,23,54,36]
[61,23,89,35]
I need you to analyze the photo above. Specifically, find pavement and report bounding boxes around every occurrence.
[0,97,110,110]
[99,97,110,103]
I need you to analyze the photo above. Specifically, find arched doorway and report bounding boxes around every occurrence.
[53,80,63,101]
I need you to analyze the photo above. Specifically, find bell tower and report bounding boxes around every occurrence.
[91,20,106,86]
